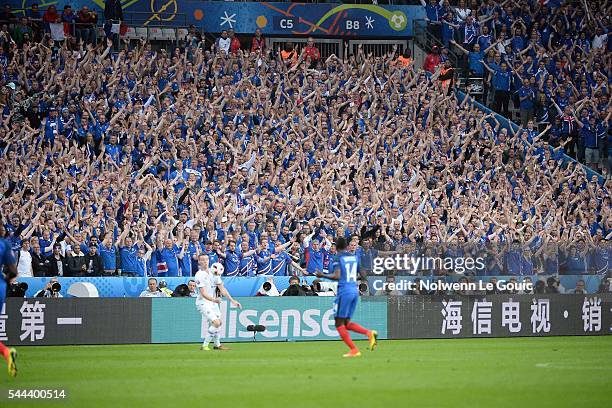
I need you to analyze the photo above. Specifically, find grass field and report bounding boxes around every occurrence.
[1,336,611,408]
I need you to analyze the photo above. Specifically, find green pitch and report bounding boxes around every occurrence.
[2,336,611,408]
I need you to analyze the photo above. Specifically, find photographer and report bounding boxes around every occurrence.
[374,274,401,296]
[139,278,169,298]
[406,278,425,295]
[597,278,610,294]
[281,276,306,296]
[358,278,370,296]
[545,276,565,294]
[34,277,63,298]
[187,279,197,297]
[171,283,191,297]
[570,279,587,295]
[6,280,28,297]
[158,280,173,297]
[257,277,280,296]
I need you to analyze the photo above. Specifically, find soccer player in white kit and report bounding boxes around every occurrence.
[194,254,242,350]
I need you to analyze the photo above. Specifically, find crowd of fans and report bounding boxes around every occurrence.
[421,0,610,172]
[0,2,609,289]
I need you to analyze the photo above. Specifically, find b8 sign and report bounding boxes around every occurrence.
[345,20,360,30]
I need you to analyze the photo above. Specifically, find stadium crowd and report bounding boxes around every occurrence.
[421,0,611,172]
[0,2,609,284]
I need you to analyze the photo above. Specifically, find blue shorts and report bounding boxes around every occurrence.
[334,292,358,319]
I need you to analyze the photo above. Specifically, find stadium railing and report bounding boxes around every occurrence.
[266,37,344,60]
[347,39,410,58]
[412,18,459,67]
[456,91,604,180]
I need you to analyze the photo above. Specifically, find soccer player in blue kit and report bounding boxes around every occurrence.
[0,223,18,376]
[317,237,377,357]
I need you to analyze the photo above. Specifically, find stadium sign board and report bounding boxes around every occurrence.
[2,295,610,346]
[9,1,425,37]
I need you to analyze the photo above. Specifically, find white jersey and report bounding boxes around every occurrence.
[194,269,222,306]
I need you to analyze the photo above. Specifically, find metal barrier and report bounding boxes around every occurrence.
[121,11,189,28]
[412,18,459,67]
[266,37,343,60]
[347,39,409,58]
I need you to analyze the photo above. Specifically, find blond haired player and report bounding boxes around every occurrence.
[194,254,241,351]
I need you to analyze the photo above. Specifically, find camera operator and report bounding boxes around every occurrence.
[534,279,547,294]
[187,279,197,297]
[6,280,28,297]
[281,275,306,296]
[158,280,174,297]
[374,274,401,296]
[309,278,328,296]
[139,278,169,298]
[570,279,587,294]
[597,278,610,294]
[34,277,63,298]
[518,277,534,294]
[486,277,503,295]
[545,276,565,294]
[257,277,280,296]
[406,278,425,295]
[301,278,318,296]
[171,283,191,297]
[358,278,370,296]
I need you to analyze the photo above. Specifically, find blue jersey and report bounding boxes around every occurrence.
[334,252,359,296]
[187,241,203,274]
[119,245,138,273]
[98,244,117,271]
[271,251,290,276]
[160,246,180,277]
[135,257,149,277]
[203,249,219,266]
[305,246,327,274]
[239,253,256,277]
[256,249,272,275]
[223,250,241,276]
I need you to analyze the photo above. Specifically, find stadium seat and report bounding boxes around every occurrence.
[123,27,136,41]
[177,28,188,41]
[162,28,176,41]
[135,27,148,41]
[148,27,163,41]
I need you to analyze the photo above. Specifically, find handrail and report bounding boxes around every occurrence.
[412,18,459,67]
[456,91,603,179]
[120,11,189,28]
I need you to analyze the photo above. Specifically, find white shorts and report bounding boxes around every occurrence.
[196,302,221,322]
